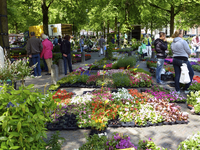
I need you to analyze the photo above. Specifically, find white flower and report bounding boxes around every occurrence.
[196,98,200,103]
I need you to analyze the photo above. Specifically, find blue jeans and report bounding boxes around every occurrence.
[173,58,194,91]
[63,54,73,75]
[80,46,84,52]
[32,54,41,76]
[156,58,165,83]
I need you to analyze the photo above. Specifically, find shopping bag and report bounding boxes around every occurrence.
[179,63,190,84]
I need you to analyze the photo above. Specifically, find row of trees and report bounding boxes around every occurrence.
[4,0,200,37]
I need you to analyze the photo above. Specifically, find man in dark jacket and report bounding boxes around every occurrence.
[60,35,73,75]
[58,35,62,45]
[154,32,168,84]
[26,32,43,77]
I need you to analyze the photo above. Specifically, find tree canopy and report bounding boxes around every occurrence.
[6,0,200,36]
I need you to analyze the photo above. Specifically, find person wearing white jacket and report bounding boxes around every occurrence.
[171,29,194,94]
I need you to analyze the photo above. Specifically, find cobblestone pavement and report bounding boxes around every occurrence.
[22,55,200,150]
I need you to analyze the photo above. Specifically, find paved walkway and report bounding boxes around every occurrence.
[21,54,200,150]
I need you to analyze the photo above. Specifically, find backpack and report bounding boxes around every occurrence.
[61,41,67,53]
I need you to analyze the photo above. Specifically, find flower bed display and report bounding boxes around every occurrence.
[145,85,186,103]
[57,70,153,89]
[47,87,189,131]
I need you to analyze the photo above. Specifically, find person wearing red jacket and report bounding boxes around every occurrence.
[40,34,53,75]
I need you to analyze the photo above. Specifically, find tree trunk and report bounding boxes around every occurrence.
[42,2,49,36]
[107,20,109,34]
[150,21,153,38]
[103,21,105,39]
[96,31,98,39]
[15,22,18,34]
[115,16,117,34]
[170,5,175,37]
[0,0,9,57]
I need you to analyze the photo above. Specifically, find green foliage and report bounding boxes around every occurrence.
[116,56,136,68]
[106,42,114,60]
[49,84,60,91]
[46,131,65,150]
[138,138,167,150]
[57,75,89,84]
[79,134,107,150]
[186,91,199,106]
[52,45,61,53]
[192,65,200,72]
[132,68,151,76]
[112,73,130,87]
[146,61,157,68]
[178,132,200,150]
[0,84,58,149]
[53,53,62,65]
[189,82,200,91]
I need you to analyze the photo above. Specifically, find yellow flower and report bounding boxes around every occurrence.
[103,65,106,68]
[105,99,109,104]
[95,120,98,123]
[85,64,88,66]
[73,54,75,57]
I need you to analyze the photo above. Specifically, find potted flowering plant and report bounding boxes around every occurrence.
[138,137,167,150]
[106,133,137,150]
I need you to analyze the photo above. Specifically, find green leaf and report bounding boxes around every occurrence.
[17,122,21,132]
[27,137,34,142]
[35,133,40,140]
[9,132,20,137]
[0,137,8,141]
[11,90,21,95]
[0,116,5,121]
[9,146,20,149]
[23,90,31,95]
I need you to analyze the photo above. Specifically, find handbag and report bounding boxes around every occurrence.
[179,63,190,84]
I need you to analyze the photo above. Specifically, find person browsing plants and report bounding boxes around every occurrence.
[154,32,168,85]
[60,35,73,75]
[40,34,53,75]
[171,29,194,94]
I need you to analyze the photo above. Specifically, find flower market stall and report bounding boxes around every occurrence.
[47,87,189,131]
